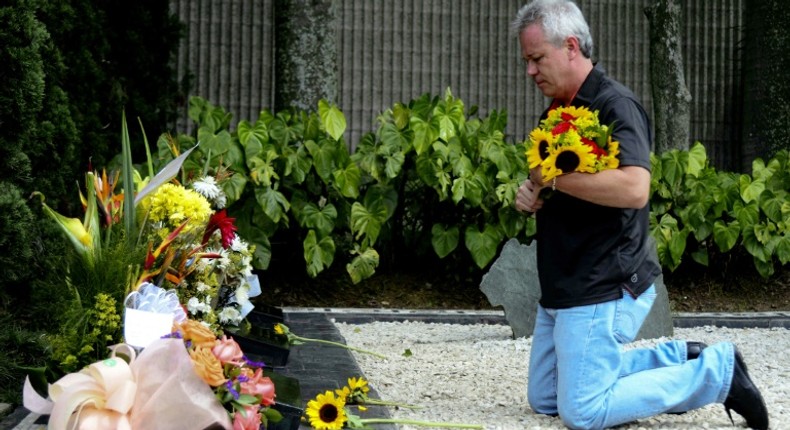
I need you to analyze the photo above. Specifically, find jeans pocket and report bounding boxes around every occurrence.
[613,284,657,343]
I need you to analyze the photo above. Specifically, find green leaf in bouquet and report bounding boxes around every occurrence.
[133,143,200,205]
[431,223,459,259]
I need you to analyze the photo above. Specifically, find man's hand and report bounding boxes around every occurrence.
[515,177,545,214]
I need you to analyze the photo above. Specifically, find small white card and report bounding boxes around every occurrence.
[124,308,174,348]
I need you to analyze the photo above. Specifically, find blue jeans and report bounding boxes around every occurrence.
[527,285,735,429]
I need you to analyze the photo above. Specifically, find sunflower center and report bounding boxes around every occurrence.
[319,404,339,422]
[539,140,550,159]
[555,150,581,172]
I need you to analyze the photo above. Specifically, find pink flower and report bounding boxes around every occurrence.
[232,405,261,430]
[212,335,244,365]
[240,368,276,406]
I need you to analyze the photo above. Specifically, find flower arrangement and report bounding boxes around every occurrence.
[306,377,481,429]
[525,105,620,182]
[24,321,281,430]
[26,115,280,430]
[172,320,279,429]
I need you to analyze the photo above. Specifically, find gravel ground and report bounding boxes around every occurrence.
[336,321,790,430]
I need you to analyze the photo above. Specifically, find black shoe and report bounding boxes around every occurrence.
[723,347,769,430]
[687,341,707,360]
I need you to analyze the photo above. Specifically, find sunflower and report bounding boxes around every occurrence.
[306,391,347,430]
[526,128,555,168]
[541,138,597,181]
[598,138,620,170]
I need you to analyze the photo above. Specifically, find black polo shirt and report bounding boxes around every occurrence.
[535,64,661,309]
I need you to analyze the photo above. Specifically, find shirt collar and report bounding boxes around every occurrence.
[571,63,605,107]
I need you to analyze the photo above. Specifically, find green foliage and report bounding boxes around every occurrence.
[170,90,534,284]
[650,142,790,277]
[0,313,48,406]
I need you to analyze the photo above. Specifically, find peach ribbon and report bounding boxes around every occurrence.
[24,354,136,430]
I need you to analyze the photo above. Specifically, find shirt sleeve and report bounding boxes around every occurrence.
[597,96,652,171]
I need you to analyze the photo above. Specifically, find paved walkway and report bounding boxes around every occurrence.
[2,309,789,430]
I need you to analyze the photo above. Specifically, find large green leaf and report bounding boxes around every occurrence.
[464,224,503,268]
[732,200,760,229]
[686,141,707,177]
[379,122,410,153]
[221,174,247,206]
[742,227,769,263]
[332,161,361,199]
[759,189,785,223]
[660,150,687,189]
[300,203,337,237]
[303,230,335,278]
[255,186,290,224]
[431,223,459,258]
[318,100,346,141]
[775,234,790,265]
[268,118,302,146]
[346,247,380,284]
[350,201,388,244]
[739,174,765,203]
[237,119,269,146]
[409,116,437,155]
[712,220,740,252]
[305,139,335,181]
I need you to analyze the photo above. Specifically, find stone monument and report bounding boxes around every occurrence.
[480,238,673,340]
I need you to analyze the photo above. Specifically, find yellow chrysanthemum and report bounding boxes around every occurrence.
[541,138,597,181]
[526,128,555,168]
[542,105,597,129]
[141,183,212,235]
[306,391,347,430]
[274,323,286,335]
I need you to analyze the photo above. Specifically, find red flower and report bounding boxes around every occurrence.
[203,209,238,249]
[552,121,576,135]
[581,137,607,158]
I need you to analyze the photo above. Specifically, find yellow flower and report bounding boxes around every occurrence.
[306,391,347,430]
[189,345,227,387]
[348,377,370,395]
[140,183,212,235]
[274,323,286,336]
[599,138,620,170]
[526,128,555,168]
[541,137,597,181]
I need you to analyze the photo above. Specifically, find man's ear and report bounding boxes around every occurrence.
[565,36,581,59]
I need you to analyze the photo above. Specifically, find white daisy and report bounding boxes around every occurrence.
[192,176,221,200]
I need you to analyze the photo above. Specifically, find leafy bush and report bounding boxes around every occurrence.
[650,142,790,277]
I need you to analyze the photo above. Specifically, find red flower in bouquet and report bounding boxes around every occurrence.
[203,209,238,249]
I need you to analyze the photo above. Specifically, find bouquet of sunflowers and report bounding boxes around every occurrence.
[525,105,620,182]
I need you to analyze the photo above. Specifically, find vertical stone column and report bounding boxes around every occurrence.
[273,0,338,112]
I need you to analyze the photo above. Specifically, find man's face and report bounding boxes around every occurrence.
[519,24,572,100]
